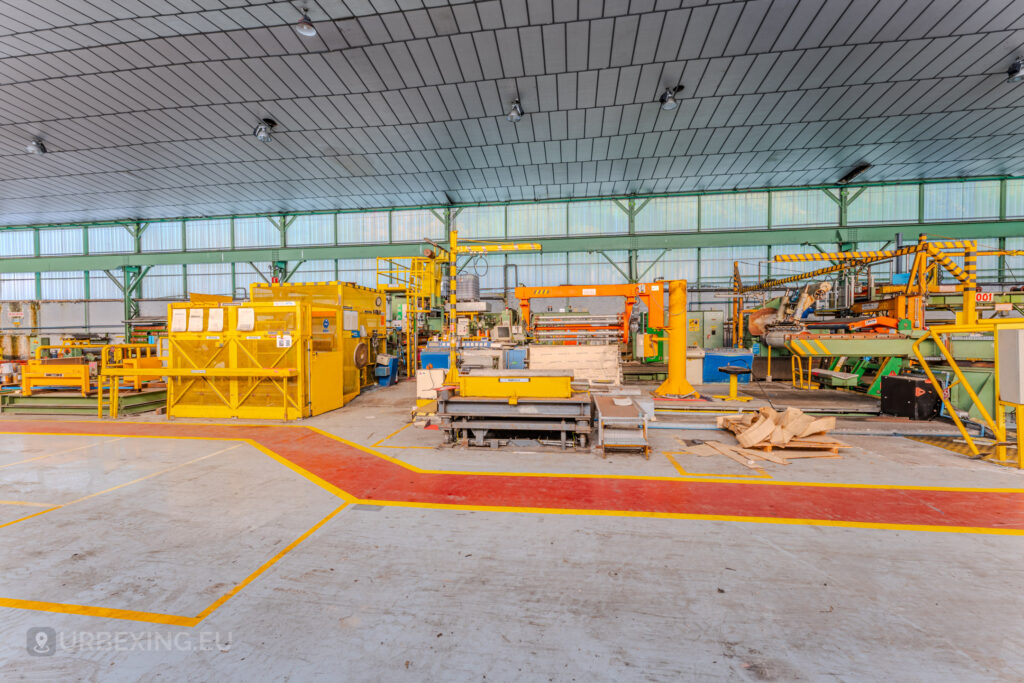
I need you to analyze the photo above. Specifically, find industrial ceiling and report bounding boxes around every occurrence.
[1,0,1023,225]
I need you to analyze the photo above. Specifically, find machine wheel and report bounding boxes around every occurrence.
[353,342,369,368]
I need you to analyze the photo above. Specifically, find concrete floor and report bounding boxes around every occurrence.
[1,380,1023,680]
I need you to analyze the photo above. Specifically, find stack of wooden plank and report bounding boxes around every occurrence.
[715,406,851,457]
[674,406,851,468]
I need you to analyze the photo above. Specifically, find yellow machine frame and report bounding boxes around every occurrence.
[160,281,385,420]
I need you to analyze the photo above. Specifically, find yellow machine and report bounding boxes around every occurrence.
[163,281,385,420]
[21,343,94,396]
[457,370,572,405]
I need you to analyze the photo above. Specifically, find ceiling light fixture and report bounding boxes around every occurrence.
[506,99,523,123]
[26,138,46,155]
[659,85,684,110]
[295,9,316,37]
[1008,57,1024,83]
[253,118,277,143]
[838,162,872,184]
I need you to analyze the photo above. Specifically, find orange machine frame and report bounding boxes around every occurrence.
[514,283,666,344]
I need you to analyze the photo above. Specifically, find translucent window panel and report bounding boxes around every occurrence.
[459,253,505,293]
[338,212,388,244]
[337,258,378,288]
[0,229,35,257]
[39,227,83,256]
[291,259,336,283]
[87,225,134,254]
[771,190,838,228]
[234,217,281,249]
[185,219,231,250]
[700,246,768,286]
[288,214,334,246]
[635,196,698,233]
[506,252,568,287]
[88,271,123,299]
[636,248,697,283]
[41,271,85,299]
[568,201,627,235]
[567,250,629,284]
[924,181,1000,221]
[142,265,185,299]
[0,273,35,300]
[391,210,444,242]
[141,222,183,252]
[848,184,918,224]
[855,241,896,284]
[701,193,768,231]
[1005,237,1024,284]
[186,263,232,296]
[1007,179,1024,218]
[507,202,568,237]
[234,262,272,295]
[454,205,505,239]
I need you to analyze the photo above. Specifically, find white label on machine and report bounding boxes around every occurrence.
[582,288,597,295]
[272,301,296,306]
[207,307,224,332]
[343,310,359,330]
[995,303,1012,311]
[190,369,206,374]
[276,334,293,348]
[237,308,255,331]
[187,309,204,332]
[499,378,529,383]
[170,308,187,332]
[861,302,878,310]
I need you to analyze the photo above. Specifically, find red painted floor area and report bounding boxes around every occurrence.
[7,420,1024,532]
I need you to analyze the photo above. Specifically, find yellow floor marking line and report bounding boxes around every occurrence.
[0,436,125,470]
[0,500,55,507]
[664,453,770,479]
[0,444,241,530]
[0,597,197,627]
[192,502,348,623]
[355,498,1024,536]
[371,421,412,447]
[0,502,349,627]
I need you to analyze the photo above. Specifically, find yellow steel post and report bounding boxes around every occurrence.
[911,331,981,457]
[655,280,697,397]
[97,376,104,419]
[445,226,459,384]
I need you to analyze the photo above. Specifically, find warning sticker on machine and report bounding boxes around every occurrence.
[276,334,292,348]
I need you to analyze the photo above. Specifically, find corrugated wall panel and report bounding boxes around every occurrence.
[87,226,134,254]
[287,215,334,246]
[140,222,183,252]
[185,219,231,250]
[291,259,335,282]
[636,196,698,233]
[0,273,35,300]
[41,271,85,299]
[454,205,505,239]
[142,265,184,299]
[568,201,627,235]
[771,190,837,227]
[338,212,388,244]
[700,246,767,286]
[701,193,768,231]
[1007,179,1024,218]
[234,217,280,249]
[506,252,568,287]
[187,263,232,296]
[39,227,83,256]
[392,210,443,242]
[0,229,35,257]
[636,248,698,283]
[337,258,377,287]
[234,263,272,295]
[848,185,918,224]
[507,203,567,237]
[567,250,629,284]
[88,271,123,299]
[923,180,1000,221]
